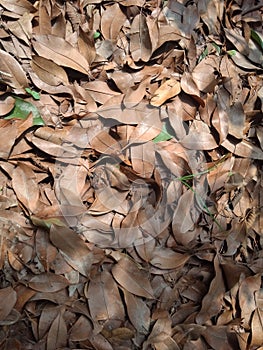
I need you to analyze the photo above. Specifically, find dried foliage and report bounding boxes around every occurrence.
[0,0,262,349]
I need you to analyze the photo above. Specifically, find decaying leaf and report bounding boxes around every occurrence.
[32,35,91,75]
[112,255,154,299]
[151,78,181,107]
[0,1,262,348]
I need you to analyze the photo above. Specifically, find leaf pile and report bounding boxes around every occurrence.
[0,1,262,349]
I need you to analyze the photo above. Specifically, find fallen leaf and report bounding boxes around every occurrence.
[47,310,67,350]
[123,289,150,334]
[0,49,28,93]
[50,225,94,277]
[112,255,154,298]
[12,162,40,213]
[0,287,17,321]
[32,34,91,75]
[86,270,125,322]
[28,272,69,292]
[130,14,152,62]
[151,78,181,107]
[31,55,69,86]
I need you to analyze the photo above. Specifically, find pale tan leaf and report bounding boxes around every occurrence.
[7,12,33,45]
[100,3,126,42]
[112,256,154,298]
[12,163,40,213]
[32,34,91,75]
[0,49,28,92]
[31,55,69,86]
[0,0,36,15]
[239,274,261,328]
[192,57,219,93]
[251,308,263,347]
[0,96,15,116]
[229,50,261,70]
[151,78,181,107]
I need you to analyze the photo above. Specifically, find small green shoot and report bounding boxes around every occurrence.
[5,97,45,126]
[25,87,41,100]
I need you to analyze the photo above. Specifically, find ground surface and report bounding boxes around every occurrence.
[0,0,262,349]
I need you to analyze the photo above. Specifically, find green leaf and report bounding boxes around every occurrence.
[153,123,173,143]
[30,215,66,229]
[212,42,221,55]
[25,87,41,100]
[94,31,101,39]
[251,29,263,51]
[4,97,45,126]
[227,50,237,57]
[198,47,208,63]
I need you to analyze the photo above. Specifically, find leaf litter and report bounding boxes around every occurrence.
[0,1,262,349]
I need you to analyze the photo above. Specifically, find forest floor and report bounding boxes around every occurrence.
[0,1,262,349]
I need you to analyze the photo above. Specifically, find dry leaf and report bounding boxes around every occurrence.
[0,49,28,93]
[31,55,69,86]
[151,78,181,107]
[32,34,91,75]
[112,255,154,298]
[0,287,17,321]
[12,163,40,213]
[50,225,94,277]
[28,272,69,292]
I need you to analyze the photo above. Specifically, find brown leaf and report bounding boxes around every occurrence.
[130,14,152,62]
[86,270,125,322]
[123,289,150,334]
[222,138,263,159]
[251,308,263,347]
[150,247,190,270]
[180,129,218,150]
[128,107,162,144]
[0,95,15,116]
[32,34,91,75]
[47,310,67,350]
[28,272,69,292]
[69,315,92,342]
[12,163,40,213]
[0,287,17,321]
[31,55,69,86]
[239,274,261,329]
[192,57,219,93]
[112,255,154,298]
[0,49,28,93]
[0,0,36,15]
[151,78,181,107]
[50,225,94,277]
[100,3,126,42]
[196,255,225,324]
